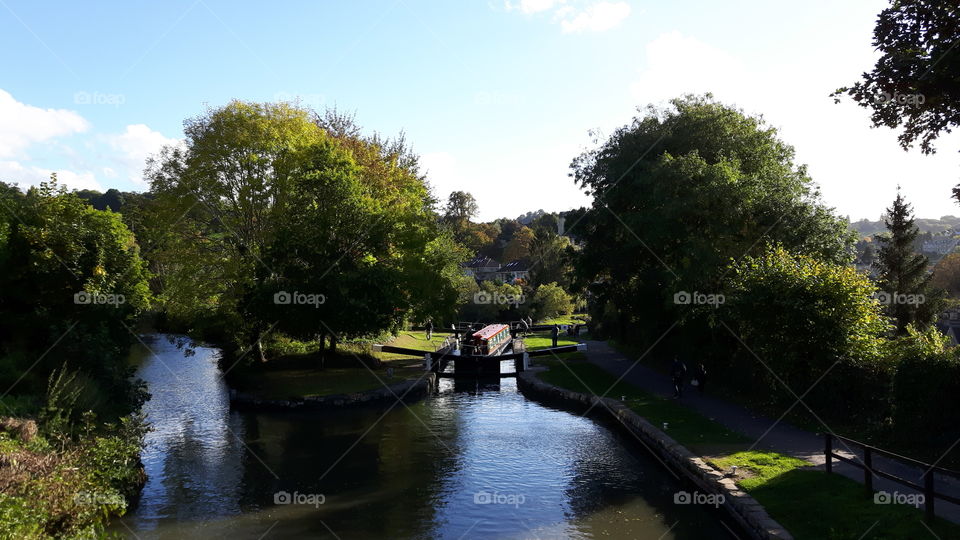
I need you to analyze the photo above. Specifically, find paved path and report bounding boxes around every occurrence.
[580,339,960,524]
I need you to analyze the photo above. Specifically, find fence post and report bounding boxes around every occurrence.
[863,447,873,496]
[424,353,432,372]
[824,433,833,474]
[924,470,935,524]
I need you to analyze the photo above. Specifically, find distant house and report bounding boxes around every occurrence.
[495,259,531,283]
[923,236,958,255]
[462,256,501,281]
[461,256,531,283]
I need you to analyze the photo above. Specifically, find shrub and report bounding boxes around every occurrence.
[890,327,960,449]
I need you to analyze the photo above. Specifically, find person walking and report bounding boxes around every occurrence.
[692,363,707,395]
[425,319,434,340]
[670,358,687,399]
[551,324,559,347]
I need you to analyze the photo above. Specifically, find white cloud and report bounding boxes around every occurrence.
[0,160,102,192]
[422,146,591,222]
[0,89,89,158]
[105,124,181,187]
[627,31,960,222]
[504,0,630,33]
[560,1,630,33]
[629,31,746,104]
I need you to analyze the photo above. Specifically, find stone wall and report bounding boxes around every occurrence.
[230,372,437,411]
[517,371,793,540]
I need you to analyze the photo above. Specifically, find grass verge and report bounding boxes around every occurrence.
[534,359,747,450]
[715,450,960,539]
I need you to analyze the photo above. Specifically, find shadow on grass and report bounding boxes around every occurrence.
[748,469,960,539]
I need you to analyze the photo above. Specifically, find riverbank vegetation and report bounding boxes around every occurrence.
[571,95,960,466]
[0,180,151,537]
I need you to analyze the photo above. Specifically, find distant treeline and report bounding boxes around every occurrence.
[850,215,960,237]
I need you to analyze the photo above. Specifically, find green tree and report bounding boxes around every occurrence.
[502,225,535,261]
[931,252,960,297]
[723,246,892,421]
[530,282,574,319]
[0,177,150,417]
[875,190,944,334]
[443,191,478,222]
[148,101,464,359]
[833,0,960,156]
[570,95,855,344]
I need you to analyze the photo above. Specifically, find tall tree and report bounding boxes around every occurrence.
[931,252,960,297]
[443,191,478,222]
[875,190,944,334]
[833,1,960,156]
[570,94,855,344]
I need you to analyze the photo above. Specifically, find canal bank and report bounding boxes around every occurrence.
[517,369,793,540]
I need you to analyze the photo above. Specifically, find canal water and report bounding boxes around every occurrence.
[115,334,735,539]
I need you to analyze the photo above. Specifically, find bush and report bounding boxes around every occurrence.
[722,246,892,422]
[890,327,960,448]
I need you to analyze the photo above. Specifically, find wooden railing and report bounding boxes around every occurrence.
[824,433,960,522]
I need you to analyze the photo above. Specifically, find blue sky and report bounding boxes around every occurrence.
[2,0,959,221]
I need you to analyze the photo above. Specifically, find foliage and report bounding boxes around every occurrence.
[502,225,535,261]
[889,326,960,449]
[931,251,960,297]
[833,0,960,156]
[529,282,574,320]
[0,177,150,417]
[874,190,944,333]
[147,101,464,358]
[722,246,893,421]
[569,94,855,347]
[0,414,146,540]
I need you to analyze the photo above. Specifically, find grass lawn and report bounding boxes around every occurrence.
[233,331,443,400]
[710,451,960,539]
[539,314,590,326]
[230,364,425,400]
[534,358,748,450]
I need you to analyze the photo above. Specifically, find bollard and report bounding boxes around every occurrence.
[424,353,432,372]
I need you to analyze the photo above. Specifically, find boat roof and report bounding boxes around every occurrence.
[472,324,510,339]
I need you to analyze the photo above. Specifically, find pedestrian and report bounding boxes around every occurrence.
[670,357,687,399]
[551,324,559,347]
[692,363,707,395]
[425,319,434,340]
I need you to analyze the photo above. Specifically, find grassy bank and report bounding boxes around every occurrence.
[533,359,960,539]
[710,451,960,539]
[0,415,146,539]
[534,358,746,450]
[230,331,442,400]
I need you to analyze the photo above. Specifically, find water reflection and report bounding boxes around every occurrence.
[117,335,733,539]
